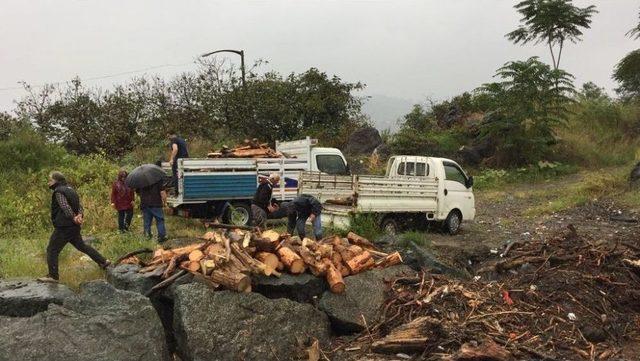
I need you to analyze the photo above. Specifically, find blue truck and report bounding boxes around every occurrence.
[165,137,349,226]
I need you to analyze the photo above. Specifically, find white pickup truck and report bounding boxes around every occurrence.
[298,155,476,234]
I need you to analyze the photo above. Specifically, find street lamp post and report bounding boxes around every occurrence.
[200,49,245,87]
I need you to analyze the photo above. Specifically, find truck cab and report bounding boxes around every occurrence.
[276,137,349,175]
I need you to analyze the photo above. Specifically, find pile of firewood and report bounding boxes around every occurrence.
[207,138,285,159]
[119,229,402,296]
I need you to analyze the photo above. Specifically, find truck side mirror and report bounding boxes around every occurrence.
[465,176,474,189]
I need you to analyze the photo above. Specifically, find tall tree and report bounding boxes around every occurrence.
[627,8,640,39]
[506,0,597,70]
[479,57,574,166]
[613,50,640,100]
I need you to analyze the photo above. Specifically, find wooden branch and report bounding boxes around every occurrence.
[145,270,187,296]
[347,232,378,250]
[115,248,153,265]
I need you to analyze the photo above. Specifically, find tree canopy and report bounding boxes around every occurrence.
[479,57,575,165]
[613,49,640,100]
[506,0,597,69]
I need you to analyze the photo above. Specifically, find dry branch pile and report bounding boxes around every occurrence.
[207,138,285,158]
[119,229,402,296]
[341,226,640,360]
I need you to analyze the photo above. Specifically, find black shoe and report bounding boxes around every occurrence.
[158,237,167,243]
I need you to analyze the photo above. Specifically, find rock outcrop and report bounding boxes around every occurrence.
[173,283,331,361]
[0,281,169,361]
[0,279,74,317]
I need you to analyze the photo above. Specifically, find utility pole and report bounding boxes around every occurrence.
[201,49,245,87]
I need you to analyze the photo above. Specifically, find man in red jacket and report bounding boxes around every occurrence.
[110,169,135,232]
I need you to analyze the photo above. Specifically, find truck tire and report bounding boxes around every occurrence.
[380,217,400,235]
[229,202,251,227]
[444,210,462,235]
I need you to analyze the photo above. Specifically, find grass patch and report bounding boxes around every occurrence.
[399,231,432,248]
[473,162,578,191]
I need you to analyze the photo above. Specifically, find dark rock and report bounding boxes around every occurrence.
[173,283,330,361]
[346,127,383,155]
[458,137,495,166]
[0,279,74,317]
[581,325,608,343]
[373,143,391,159]
[0,280,169,361]
[252,273,327,303]
[318,265,414,334]
[106,264,160,295]
[407,241,471,279]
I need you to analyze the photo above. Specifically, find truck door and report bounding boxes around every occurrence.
[442,161,474,220]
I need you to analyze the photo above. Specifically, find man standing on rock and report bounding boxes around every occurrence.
[39,171,111,283]
[281,194,323,240]
[251,173,280,228]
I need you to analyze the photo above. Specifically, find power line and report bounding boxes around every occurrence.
[0,61,196,92]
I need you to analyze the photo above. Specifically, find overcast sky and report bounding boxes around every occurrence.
[0,0,638,123]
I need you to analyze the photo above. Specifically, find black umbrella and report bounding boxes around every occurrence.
[125,164,166,189]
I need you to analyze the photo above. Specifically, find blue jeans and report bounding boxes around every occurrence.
[117,209,133,232]
[142,207,166,241]
[287,213,323,240]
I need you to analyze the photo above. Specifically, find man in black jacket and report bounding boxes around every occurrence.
[280,194,323,240]
[39,171,110,282]
[251,173,280,228]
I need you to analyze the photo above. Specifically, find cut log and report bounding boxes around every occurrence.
[188,250,204,262]
[210,269,252,293]
[345,251,373,274]
[276,246,306,274]
[276,261,284,272]
[326,264,345,294]
[187,261,201,273]
[170,243,206,256]
[261,230,281,243]
[375,251,403,268]
[318,244,334,259]
[255,252,279,272]
[163,256,179,279]
[371,316,438,353]
[230,243,271,276]
[200,259,216,275]
[347,232,378,250]
[331,252,350,277]
[297,246,327,276]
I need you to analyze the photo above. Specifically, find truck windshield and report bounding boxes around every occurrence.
[316,155,348,175]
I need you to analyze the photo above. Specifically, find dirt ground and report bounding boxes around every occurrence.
[424,175,640,271]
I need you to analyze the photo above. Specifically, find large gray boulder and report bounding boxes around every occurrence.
[319,265,414,334]
[106,264,160,295]
[252,273,327,303]
[173,283,331,361]
[0,279,74,317]
[0,281,169,361]
[346,127,383,155]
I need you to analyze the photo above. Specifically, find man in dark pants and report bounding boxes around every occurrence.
[251,173,280,228]
[39,171,110,283]
[138,180,167,243]
[168,133,189,195]
[281,194,323,240]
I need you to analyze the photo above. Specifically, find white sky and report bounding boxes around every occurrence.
[0,0,637,113]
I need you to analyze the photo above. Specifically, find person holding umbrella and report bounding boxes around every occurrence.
[126,164,168,243]
[110,169,135,232]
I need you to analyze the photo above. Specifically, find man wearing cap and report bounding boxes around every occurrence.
[251,173,280,228]
[39,171,110,282]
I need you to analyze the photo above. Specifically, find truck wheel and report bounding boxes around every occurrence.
[229,203,251,226]
[444,210,462,235]
[380,217,399,235]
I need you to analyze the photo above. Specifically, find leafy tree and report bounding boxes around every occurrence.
[506,0,597,70]
[577,81,610,101]
[613,50,640,100]
[478,57,575,166]
[628,8,640,39]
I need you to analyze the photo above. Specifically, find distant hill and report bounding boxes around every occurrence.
[361,94,416,132]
